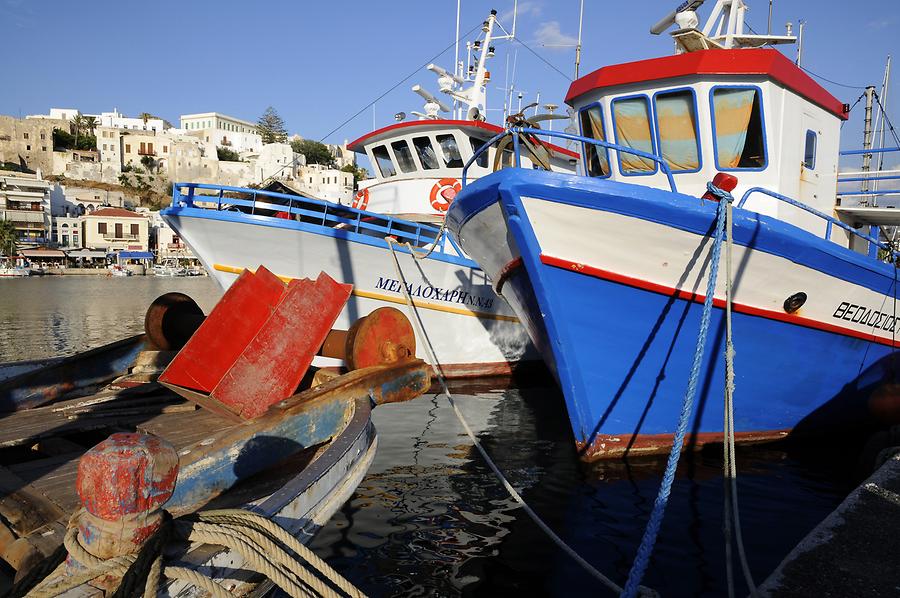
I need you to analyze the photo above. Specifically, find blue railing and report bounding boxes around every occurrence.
[462,127,678,193]
[837,147,900,200]
[737,187,898,259]
[170,183,466,258]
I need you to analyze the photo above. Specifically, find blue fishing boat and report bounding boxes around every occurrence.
[446,2,900,459]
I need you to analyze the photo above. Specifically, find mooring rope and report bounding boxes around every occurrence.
[718,187,758,598]
[18,508,366,598]
[621,185,730,598]
[384,237,637,595]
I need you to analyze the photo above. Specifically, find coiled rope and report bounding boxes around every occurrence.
[16,508,365,598]
[384,237,646,595]
[621,185,730,598]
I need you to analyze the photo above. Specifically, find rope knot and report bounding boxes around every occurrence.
[706,181,735,204]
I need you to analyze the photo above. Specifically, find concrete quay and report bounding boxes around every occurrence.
[760,451,900,597]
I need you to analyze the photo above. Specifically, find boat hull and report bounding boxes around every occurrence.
[448,170,899,458]
[163,207,537,376]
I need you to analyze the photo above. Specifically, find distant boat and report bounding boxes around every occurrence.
[152,258,188,277]
[0,258,29,277]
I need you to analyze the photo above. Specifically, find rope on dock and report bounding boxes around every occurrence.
[18,508,367,598]
[385,237,641,596]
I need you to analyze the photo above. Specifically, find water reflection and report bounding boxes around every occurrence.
[311,386,848,597]
[0,276,222,361]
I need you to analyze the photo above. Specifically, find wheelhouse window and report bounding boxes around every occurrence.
[436,134,463,168]
[371,145,396,177]
[469,137,489,168]
[654,89,700,172]
[391,140,416,173]
[803,129,817,169]
[712,87,767,169]
[413,137,440,170]
[578,105,610,177]
[612,96,656,174]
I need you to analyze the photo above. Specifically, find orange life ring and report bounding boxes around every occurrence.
[429,178,461,212]
[352,188,369,210]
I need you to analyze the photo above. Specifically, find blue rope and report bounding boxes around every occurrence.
[622,185,732,597]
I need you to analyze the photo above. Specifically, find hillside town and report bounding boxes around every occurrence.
[0,107,360,274]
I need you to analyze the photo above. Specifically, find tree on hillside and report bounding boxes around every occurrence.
[257,107,288,144]
[217,147,242,162]
[0,219,17,256]
[291,139,335,166]
[83,116,97,136]
[340,162,368,189]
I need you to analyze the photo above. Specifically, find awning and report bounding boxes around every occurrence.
[19,249,66,258]
[113,251,154,260]
[67,249,108,259]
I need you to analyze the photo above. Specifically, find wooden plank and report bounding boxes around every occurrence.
[0,466,65,536]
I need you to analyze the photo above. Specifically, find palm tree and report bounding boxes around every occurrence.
[83,116,97,136]
[0,219,17,257]
[71,112,86,148]
[139,112,152,128]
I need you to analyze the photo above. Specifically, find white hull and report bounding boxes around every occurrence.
[165,213,536,376]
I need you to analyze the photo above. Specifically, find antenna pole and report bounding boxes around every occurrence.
[874,56,892,192]
[454,0,461,119]
[575,0,584,78]
[767,0,773,34]
[511,0,518,38]
[862,85,876,193]
[795,20,804,65]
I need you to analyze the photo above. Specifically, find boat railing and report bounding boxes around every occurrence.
[837,147,900,206]
[737,187,898,260]
[462,126,678,193]
[170,183,463,257]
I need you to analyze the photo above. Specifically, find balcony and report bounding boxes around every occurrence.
[137,149,157,156]
[102,233,139,241]
[167,242,185,249]
[6,212,45,225]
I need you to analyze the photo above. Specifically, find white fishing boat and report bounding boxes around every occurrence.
[163,10,578,377]
[152,258,188,277]
[0,257,29,277]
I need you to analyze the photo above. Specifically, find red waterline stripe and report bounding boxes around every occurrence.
[495,256,523,295]
[539,254,900,348]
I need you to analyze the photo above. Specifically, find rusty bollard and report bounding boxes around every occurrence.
[69,433,178,585]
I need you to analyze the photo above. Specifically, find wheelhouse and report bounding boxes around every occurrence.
[566,49,851,246]
[348,120,579,216]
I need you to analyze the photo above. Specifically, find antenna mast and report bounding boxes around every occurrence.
[575,0,584,78]
[862,86,876,194]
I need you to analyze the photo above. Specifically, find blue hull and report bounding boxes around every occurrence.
[448,170,899,458]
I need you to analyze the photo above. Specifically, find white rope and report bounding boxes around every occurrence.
[722,200,758,597]
[384,237,630,595]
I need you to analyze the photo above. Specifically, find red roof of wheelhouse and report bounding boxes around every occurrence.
[565,48,848,121]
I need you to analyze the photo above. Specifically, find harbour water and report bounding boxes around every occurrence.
[0,278,853,596]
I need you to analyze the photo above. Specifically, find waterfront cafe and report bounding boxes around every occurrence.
[18,248,66,269]
[65,248,108,267]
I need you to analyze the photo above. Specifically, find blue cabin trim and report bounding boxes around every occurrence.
[650,86,704,175]
[610,93,660,177]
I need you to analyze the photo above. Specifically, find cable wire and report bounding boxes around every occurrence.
[318,23,482,143]
[797,64,868,90]
[511,36,574,82]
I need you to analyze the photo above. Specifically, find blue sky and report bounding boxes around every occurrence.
[2,0,897,155]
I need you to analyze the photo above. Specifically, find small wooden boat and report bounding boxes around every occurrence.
[0,268,431,596]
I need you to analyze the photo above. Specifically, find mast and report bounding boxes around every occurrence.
[454,0,461,120]
[874,55,892,191]
[862,86,876,193]
[575,0,584,78]
[795,20,804,66]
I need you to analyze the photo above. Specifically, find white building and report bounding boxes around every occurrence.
[298,163,353,203]
[28,108,167,132]
[0,170,51,246]
[145,210,197,261]
[180,113,262,154]
[52,215,82,249]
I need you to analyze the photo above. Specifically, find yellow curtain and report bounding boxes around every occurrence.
[613,98,655,173]
[656,92,700,171]
[579,106,610,176]
[713,89,755,168]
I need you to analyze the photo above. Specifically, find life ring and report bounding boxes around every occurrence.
[429,178,461,212]
[352,188,369,210]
